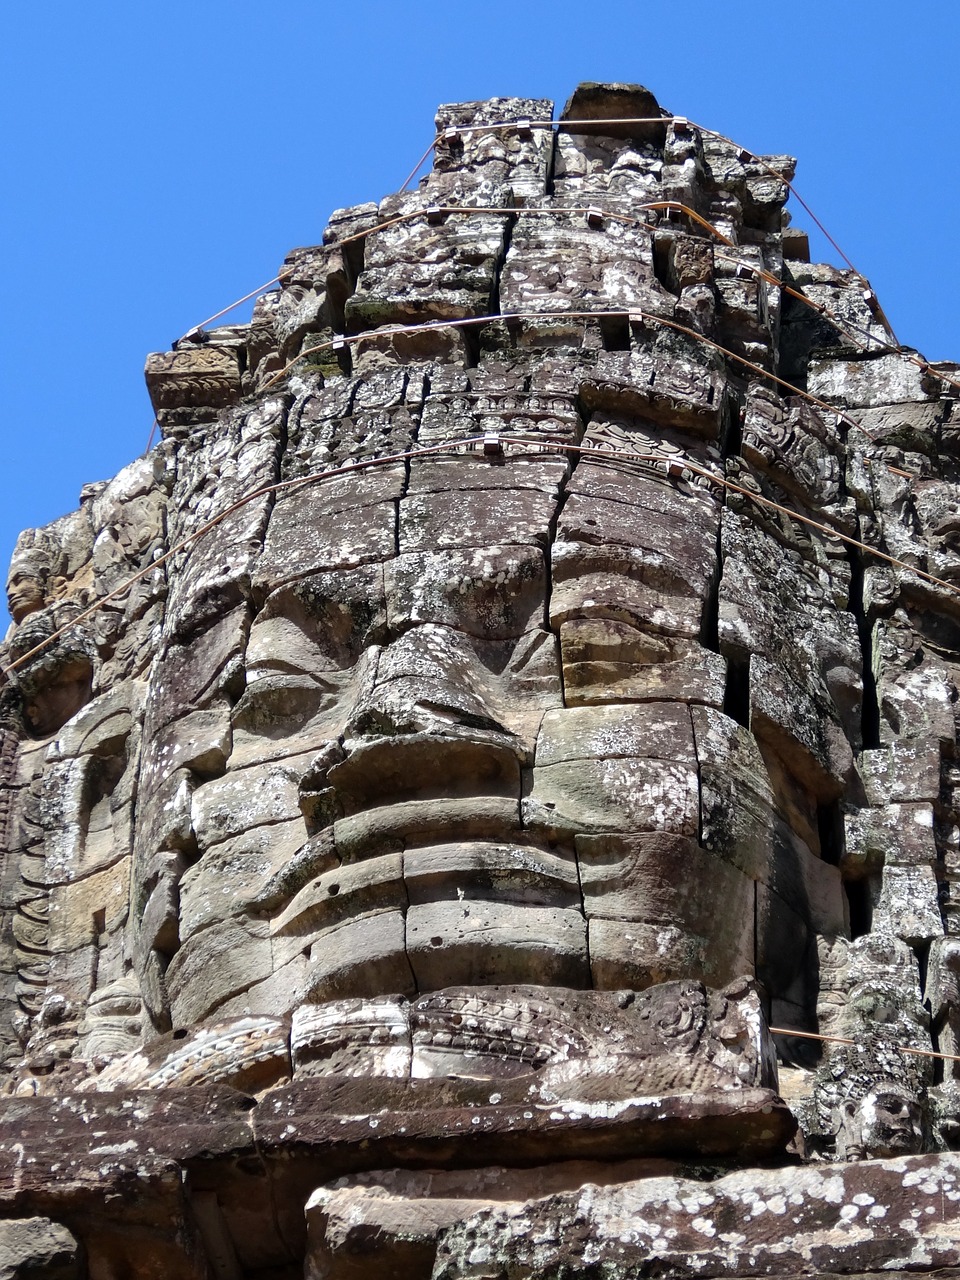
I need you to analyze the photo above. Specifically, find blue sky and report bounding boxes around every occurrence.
[1,1,956,628]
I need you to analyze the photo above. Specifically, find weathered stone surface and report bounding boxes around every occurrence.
[4,79,960,1277]
[578,833,755,989]
[0,1218,78,1279]
[809,349,936,408]
[431,1154,960,1280]
[500,211,673,317]
[306,1159,688,1280]
[144,337,244,435]
[345,196,512,333]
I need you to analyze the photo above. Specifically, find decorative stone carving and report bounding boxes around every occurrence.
[3,80,960,1276]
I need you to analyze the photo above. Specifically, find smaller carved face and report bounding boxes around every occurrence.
[6,570,45,624]
[859,1088,924,1157]
[5,535,52,624]
[839,1086,924,1160]
[18,651,94,738]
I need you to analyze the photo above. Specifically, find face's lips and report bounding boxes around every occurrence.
[333,795,523,863]
[326,730,527,812]
[271,832,583,945]
[268,732,585,996]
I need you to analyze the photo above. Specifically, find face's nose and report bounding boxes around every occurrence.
[342,624,512,742]
[329,623,527,826]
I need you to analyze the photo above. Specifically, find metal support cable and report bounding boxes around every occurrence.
[190,277,280,335]
[501,433,955,586]
[422,113,915,344]
[769,1025,960,1068]
[328,199,954,395]
[150,197,959,474]
[143,278,283,453]
[398,136,442,194]
[421,112,859,272]
[334,200,732,249]
[0,435,488,680]
[18,124,956,671]
[151,109,935,472]
[146,240,915,467]
[438,116,670,133]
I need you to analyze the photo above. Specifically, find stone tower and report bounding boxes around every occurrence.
[3,81,960,1277]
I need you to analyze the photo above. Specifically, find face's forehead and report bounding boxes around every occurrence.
[229,442,569,754]
[217,416,729,762]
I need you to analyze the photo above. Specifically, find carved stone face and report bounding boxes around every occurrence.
[126,391,842,1050]
[133,440,737,1029]
[5,569,44,624]
[863,1089,925,1155]
[14,86,960,1280]
[5,537,48,624]
[838,1086,924,1160]
[3,86,902,1122]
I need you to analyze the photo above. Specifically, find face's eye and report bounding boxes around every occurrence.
[386,546,548,641]
[231,675,332,738]
[256,568,388,671]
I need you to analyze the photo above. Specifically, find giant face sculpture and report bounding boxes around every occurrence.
[1,87,951,1175]
[123,333,863,1073]
[144,415,750,1029]
[2,373,853,1104]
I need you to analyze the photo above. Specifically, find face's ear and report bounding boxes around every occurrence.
[832,1099,860,1137]
[826,1100,852,1137]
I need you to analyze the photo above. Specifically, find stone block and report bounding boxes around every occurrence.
[525,757,699,836]
[844,802,939,875]
[166,917,274,1027]
[386,546,547,639]
[809,351,935,408]
[406,901,589,990]
[0,1218,78,1280]
[860,740,942,805]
